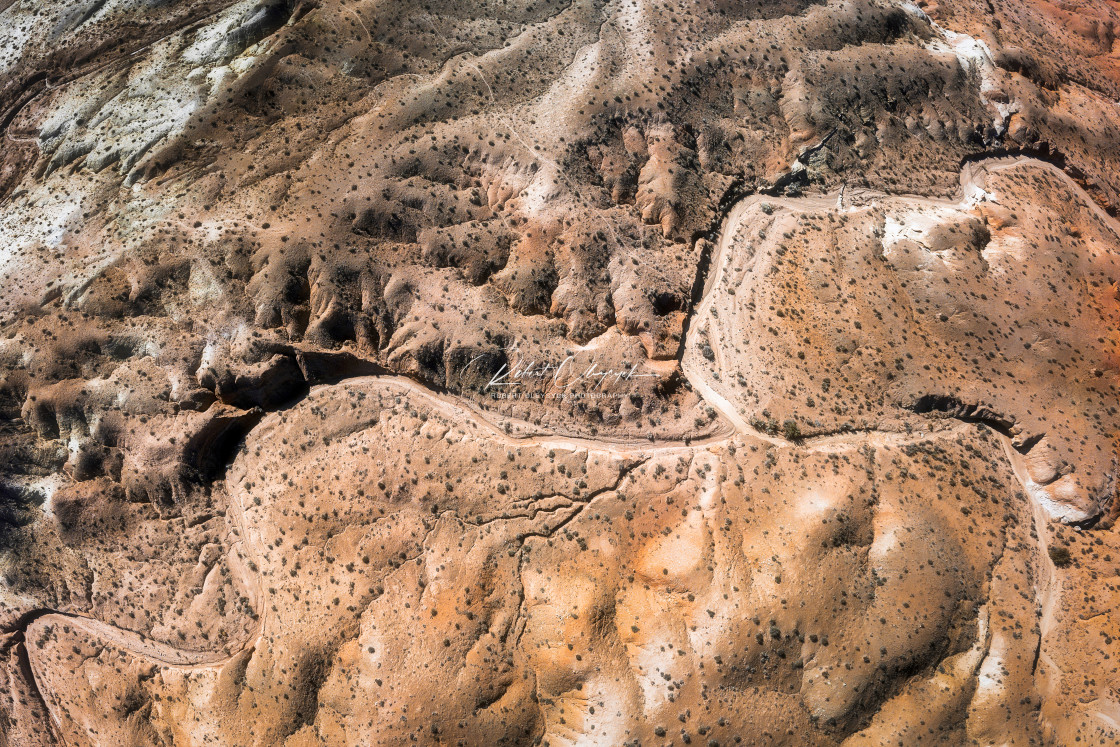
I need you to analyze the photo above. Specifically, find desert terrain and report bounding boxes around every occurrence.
[0,0,1118,744]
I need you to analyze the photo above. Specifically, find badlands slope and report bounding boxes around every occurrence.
[0,0,1118,745]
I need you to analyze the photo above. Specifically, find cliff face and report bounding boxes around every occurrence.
[0,0,1118,745]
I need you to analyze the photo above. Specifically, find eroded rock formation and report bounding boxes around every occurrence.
[0,0,1118,744]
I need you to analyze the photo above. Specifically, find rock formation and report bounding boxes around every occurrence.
[0,0,1117,744]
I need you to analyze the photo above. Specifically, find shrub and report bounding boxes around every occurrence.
[1048,545,1072,568]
